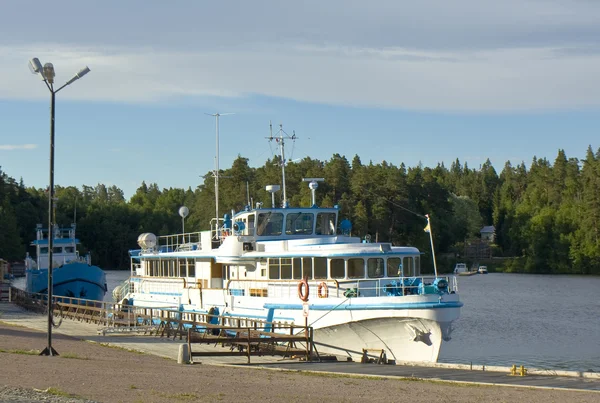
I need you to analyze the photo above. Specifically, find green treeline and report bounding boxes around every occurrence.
[1,146,599,274]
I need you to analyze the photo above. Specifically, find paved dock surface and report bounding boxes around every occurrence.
[1,301,599,394]
[252,361,600,392]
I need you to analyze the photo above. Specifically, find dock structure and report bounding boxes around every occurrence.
[9,286,318,362]
[1,289,600,393]
[187,324,316,364]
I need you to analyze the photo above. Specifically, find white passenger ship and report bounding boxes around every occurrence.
[116,128,462,363]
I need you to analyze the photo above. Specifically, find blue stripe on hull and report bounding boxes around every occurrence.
[263,301,463,311]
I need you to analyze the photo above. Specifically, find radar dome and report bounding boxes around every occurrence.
[137,233,157,249]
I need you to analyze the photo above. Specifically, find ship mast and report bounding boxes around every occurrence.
[267,122,297,208]
[206,112,234,231]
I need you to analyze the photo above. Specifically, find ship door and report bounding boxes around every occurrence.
[210,260,223,288]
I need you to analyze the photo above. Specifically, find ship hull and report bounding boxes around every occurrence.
[26,262,107,302]
[127,285,461,363]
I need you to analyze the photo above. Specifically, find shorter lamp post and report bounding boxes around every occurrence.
[28,57,90,356]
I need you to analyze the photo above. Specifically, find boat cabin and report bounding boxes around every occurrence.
[26,224,88,270]
[221,206,339,240]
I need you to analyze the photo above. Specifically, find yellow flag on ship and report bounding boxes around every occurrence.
[424,223,431,233]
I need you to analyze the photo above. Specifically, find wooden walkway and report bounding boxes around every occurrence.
[9,286,317,363]
[187,325,316,364]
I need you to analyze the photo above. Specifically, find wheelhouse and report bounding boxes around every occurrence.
[227,207,339,239]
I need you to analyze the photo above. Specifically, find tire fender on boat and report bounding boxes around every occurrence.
[317,282,329,298]
[297,278,309,302]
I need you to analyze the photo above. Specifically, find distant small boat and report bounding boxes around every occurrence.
[453,263,468,275]
[25,224,107,302]
[478,265,488,274]
[453,263,478,276]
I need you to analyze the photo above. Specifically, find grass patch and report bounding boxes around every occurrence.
[0,348,41,355]
[151,390,198,401]
[0,320,26,328]
[129,384,138,389]
[98,342,145,355]
[44,387,77,398]
[60,352,89,360]
[271,368,485,388]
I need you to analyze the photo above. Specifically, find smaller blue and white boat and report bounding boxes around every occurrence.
[25,224,107,301]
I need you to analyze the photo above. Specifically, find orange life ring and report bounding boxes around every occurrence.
[297,278,309,302]
[317,282,329,298]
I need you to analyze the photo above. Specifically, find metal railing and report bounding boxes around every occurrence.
[226,275,458,299]
[157,232,203,253]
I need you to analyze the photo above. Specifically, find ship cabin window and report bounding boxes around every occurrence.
[281,258,292,279]
[64,246,75,253]
[315,213,336,235]
[180,258,195,277]
[368,258,384,278]
[314,257,327,279]
[53,247,63,254]
[268,258,280,279]
[147,261,156,276]
[302,257,313,279]
[404,257,413,277]
[348,258,365,278]
[257,212,284,236]
[40,247,48,254]
[267,258,294,279]
[285,212,314,235]
[293,258,302,279]
[259,259,267,277]
[247,213,255,236]
[330,259,345,279]
[386,257,417,277]
[387,257,402,277]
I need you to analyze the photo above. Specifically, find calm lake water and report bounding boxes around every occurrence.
[13,271,600,372]
[438,273,600,372]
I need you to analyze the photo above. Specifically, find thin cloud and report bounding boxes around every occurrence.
[0,144,37,150]
[3,43,600,112]
[2,0,600,113]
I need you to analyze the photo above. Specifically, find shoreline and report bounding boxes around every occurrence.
[1,302,599,402]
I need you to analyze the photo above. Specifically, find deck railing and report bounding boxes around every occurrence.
[157,232,203,253]
[226,275,458,299]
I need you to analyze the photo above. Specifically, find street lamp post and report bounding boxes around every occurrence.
[28,58,90,356]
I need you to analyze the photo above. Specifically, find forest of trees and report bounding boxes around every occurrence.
[1,145,599,274]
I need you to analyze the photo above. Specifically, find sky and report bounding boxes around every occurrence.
[1,0,600,199]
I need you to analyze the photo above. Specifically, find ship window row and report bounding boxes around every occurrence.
[39,246,75,254]
[145,258,196,278]
[255,212,336,236]
[267,256,419,280]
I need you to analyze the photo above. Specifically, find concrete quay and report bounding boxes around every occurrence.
[1,301,599,394]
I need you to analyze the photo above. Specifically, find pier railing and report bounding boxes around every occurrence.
[187,323,315,364]
[8,287,317,363]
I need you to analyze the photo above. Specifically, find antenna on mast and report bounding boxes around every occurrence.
[205,112,234,228]
[266,122,297,208]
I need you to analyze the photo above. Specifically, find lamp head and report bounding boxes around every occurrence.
[64,66,91,86]
[28,58,43,75]
[76,66,90,78]
[43,63,55,84]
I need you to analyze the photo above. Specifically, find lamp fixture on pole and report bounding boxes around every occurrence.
[28,57,90,356]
